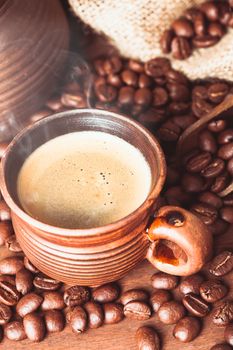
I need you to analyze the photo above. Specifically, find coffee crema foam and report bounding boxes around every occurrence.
[17,131,152,229]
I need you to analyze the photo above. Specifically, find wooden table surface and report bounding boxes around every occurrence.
[0,224,232,350]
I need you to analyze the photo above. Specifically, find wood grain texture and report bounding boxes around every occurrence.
[0,225,232,350]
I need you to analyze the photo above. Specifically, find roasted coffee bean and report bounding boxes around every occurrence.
[223,194,233,207]
[121,69,138,87]
[158,301,185,324]
[157,121,181,142]
[138,73,153,88]
[227,158,233,176]
[173,316,201,343]
[64,285,90,306]
[168,101,190,115]
[5,235,22,252]
[218,143,233,160]
[16,268,33,295]
[145,58,171,77]
[199,130,217,154]
[94,59,106,76]
[44,310,65,333]
[128,60,144,73]
[193,12,206,36]
[172,114,196,130]
[16,292,43,317]
[201,158,225,178]
[198,191,222,209]
[134,88,152,106]
[192,35,219,48]
[0,281,20,306]
[200,280,228,303]
[92,283,120,304]
[212,300,233,327]
[41,291,65,311]
[165,186,191,206]
[218,129,233,145]
[209,251,233,276]
[192,85,208,100]
[171,37,192,60]
[107,74,122,88]
[136,326,160,350]
[186,152,212,173]
[208,22,225,38]
[160,29,174,54]
[224,323,233,346]
[0,222,13,247]
[84,301,104,328]
[0,201,10,221]
[0,257,24,275]
[192,97,213,118]
[219,1,231,25]
[211,173,229,193]
[153,87,168,107]
[68,306,87,334]
[150,290,171,312]
[138,108,166,125]
[118,86,135,105]
[208,83,229,104]
[209,219,229,236]
[183,293,210,317]
[208,119,227,133]
[123,301,151,321]
[4,321,26,341]
[0,275,15,286]
[103,303,124,324]
[103,56,122,75]
[0,303,12,324]
[23,257,39,273]
[33,274,61,291]
[221,204,233,222]
[151,272,179,290]
[95,84,117,103]
[200,1,219,21]
[46,97,63,111]
[172,18,194,38]
[182,173,204,192]
[179,274,204,295]
[121,289,149,306]
[167,83,190,102]
[23,312,46,342]
[61,92,86,108]
[210,344,232,350]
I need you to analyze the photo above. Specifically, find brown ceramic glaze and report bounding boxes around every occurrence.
[0,0,69,142]
[0,109,212,286]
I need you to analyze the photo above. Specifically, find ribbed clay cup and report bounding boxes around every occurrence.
[0,109,166,286]
[0,0,69,141]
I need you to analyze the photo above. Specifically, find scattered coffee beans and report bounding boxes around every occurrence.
[136,326,160,350]
[5,235,22,252]
[151,272,179,290]
[16,292,43,317]
[69,306,87,334]
[84,301,104,329]
[41,291,65,311]
[209,251,233,276]
[121,289,149,305]
[212,300,233,326]
[200,279,228,303]
[0,257,24,275]
[23,257,39,273]
[23,312,46,342]
[0,281,20,306]
[210,344,232,350]
[179,274,204,295]
[150,290,172,312]
[64,285,90,306]
[33,274,61,291]
[4,321,26,341]
[123,301,151,321]
[44,310,65,333]
[158,300,186,324]
[92,283,120,303]
[173,316,201,342]
[0,222,13,246]
[15,268,33,295]
[0,303,12,325]
[103,303,124,324]
[182,293,210,317]
[224,322,233,346]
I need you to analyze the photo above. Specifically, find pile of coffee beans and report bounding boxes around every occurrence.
[160,0,233,59]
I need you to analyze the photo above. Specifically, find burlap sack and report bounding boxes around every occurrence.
[68,0,233,81]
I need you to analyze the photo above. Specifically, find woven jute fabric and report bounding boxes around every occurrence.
[69,0,233,81]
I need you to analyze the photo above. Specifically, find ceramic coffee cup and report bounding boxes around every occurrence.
[0,109,213,286]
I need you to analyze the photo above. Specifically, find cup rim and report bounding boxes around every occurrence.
[0,108,166,237]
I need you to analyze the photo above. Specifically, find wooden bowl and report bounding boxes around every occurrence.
[0,0,69,141]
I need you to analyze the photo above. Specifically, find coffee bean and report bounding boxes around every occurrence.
[23,312,45,342]
[192,97,213,118]
[208,22,225,38]
[64,285,90,307]
[138,108,166,125]
[157,121,181,142]
[4,321,26,341]
[121,69,138,87]
[95,84,117,103]
[212,300,233,327]
[46,97,63,111]
[16,268,33,295]
[224,194,233,207]
[192,35,219,48]
[192,85,208,100]
[33,274,61,291]
[171,37,192,60]
[0,257,24,275]
[136,326,160,350]
[218,129,233,145]
[118,86,135,105]
[173,316,201,342]
[200,280,228,303]
[121,289,149,306]
[150,290,171,312]
[158,301,185,324]
[0,303,12,324]
[145,58,171,77]
[208,83,229,104]
[219,1,231,25]
[210,344,232,350]
[186,152,212,173]
[179,274,204,295]
[183,293,210,317]
[0,281,20,306]
[84,301,104,329]
[168,101,190,115]
[151,272,179,290]
[167,83,190,102]
[138,74,153,88]
[23,257,39,273]
[182,173,204,192]
[104,56,122,75]
[128,60,144,73]
[0,201,11,221]
[61,92,86,108]
[16,292,43,318]
[124,301,151,321]
[41,291,65,311]
[172,18,194,38]
[201,158,225,178]
[107,74,122,88]
[172,114,196,129]
[160,29,174,54]
[220,205,233,223]
[227,158,233,176]
[224,323,233,346]
[0,275,15,286]
[153,87,168,107]
[103,303,124,324]
[44,310,65,333]
[200,1,219,21]
[211,173,229,193]
[209,251,233,276]
[68,306,87,334]
[5,235,22,252]
[199,130,217,154]
[92,283,120,304]
[0,222,13,247]
[165,186,191,206]
[208,119,227,133]
[134,88,152,106]
[218,143,233,160]
[198,191,223,209]
[209,219,229,236]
